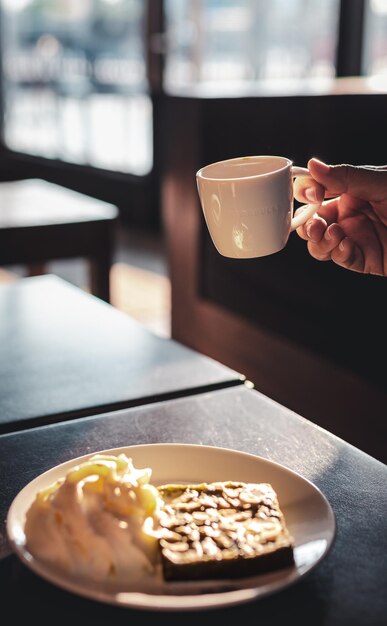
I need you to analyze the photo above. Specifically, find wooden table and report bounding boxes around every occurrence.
[1,385,386,625]
[0,275,243,433]
[0,178,118,302]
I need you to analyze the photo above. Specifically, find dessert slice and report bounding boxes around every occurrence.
[157,481,295,582]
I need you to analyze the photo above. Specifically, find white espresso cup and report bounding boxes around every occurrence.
[196,155,321,258]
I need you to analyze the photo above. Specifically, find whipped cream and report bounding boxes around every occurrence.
[24,453,163,583]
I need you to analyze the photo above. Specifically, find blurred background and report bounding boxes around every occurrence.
[0,0,386,456]
[1,1,386,210]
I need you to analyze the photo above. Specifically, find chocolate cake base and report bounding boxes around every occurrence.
[157,481,295,582]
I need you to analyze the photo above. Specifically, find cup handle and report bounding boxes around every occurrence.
[290,166,322,231]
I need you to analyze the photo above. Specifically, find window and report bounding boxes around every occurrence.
[0,0,152,175]
[0,1,385,180]
[164,0,340,90]
[363,0,387,81]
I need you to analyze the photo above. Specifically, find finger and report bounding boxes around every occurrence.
[293,176,325,204]
[308,197,340,225]
[295,212,327,242]
[307,223,346,261]
[294,198,340,242]
[331,237,365,273]
[308,158,387,202]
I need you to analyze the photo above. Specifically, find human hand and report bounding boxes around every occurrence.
[293,158,387,276]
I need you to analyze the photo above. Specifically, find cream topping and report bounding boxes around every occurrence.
[24,453,162,583]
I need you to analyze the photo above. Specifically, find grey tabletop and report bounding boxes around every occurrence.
[1,385,386,625]
[0,275,243,433]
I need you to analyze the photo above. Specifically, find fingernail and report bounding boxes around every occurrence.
[305,187,318,203]
[310,158,330,175]
[306,222,312,238]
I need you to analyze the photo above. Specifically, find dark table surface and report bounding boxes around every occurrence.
[1,385,386,626]
[0,179,118,227]
[0,275,243,433]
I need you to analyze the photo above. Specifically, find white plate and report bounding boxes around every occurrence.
[7,443,335,611]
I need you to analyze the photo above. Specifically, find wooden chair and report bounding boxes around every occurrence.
[0,179,118,302]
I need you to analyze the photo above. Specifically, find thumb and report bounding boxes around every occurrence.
[308,158,387,202]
